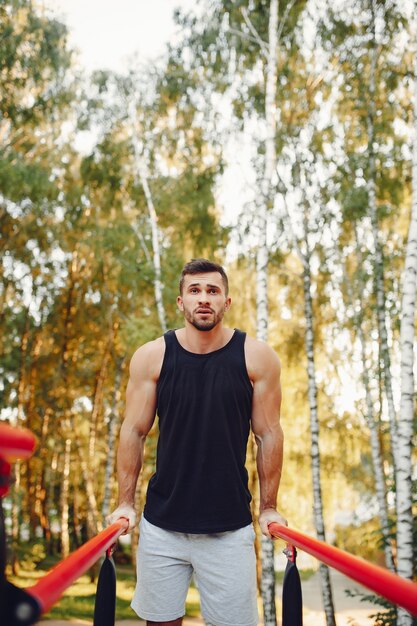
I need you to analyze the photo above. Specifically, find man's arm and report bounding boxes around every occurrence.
[106,339,163,531]
[247,339,286,538]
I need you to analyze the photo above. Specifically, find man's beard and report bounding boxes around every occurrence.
[184,306,224,331]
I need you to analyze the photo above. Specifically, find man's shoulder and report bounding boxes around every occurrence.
[244,334,281,378]
[244,333,279,358]
[130,336,166,381]
[136,335,166,354]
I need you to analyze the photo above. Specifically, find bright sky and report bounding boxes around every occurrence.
[43,0,196,72]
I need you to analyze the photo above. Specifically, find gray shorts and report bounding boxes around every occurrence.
[131,516,259,626]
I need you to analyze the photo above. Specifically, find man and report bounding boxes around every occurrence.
[107,258,286,626]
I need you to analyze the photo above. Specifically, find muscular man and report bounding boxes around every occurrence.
[107,258,286,626]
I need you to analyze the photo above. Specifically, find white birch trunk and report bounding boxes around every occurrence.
[396,25,417,626]
[89,348,110,460]
[10,318,29,571]
[46,450,58,553]
[138,162,167,333]
[357,324,395,571]
[257,139,277,626]
[350,231,395,570]
[281,187,336,625]
[60,437,71,559]
[129,103,167,333]
[303,261,337,626]
[11,460,21,575]
[75,445,103,534]
[102,357,125,524]
[257,2,278,624]
[367,0,398,468]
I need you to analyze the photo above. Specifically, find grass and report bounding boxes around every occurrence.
[8,560,201,621]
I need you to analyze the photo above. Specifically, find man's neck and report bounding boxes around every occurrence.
[176,324,234,354]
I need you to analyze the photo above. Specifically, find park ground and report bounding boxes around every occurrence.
[40,569,384,626]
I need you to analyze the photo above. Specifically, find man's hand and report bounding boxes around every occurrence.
[258,508,287,539]
[106,503,137,534]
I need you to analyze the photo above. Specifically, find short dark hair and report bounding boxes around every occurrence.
[179,258,229,295]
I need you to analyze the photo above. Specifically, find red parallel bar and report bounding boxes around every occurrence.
[269,523,417,617]
[0,423,37,461]
[26,519,129,614]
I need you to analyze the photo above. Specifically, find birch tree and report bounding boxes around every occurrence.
[128,100,167,333]
[344,229,394,570]
[365,0,398,472]
[102,356,126,524]
[281,179,337,626]
[396,9,417,625]
[255,2,279,622]
[302,252,337,626]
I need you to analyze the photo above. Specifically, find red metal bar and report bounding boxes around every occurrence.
[0,423,37,462]
[26,519,129,614]
[269,523,417,617]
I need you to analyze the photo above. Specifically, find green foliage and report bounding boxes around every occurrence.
[345,589,397,626]
[334,518,389,563]
[14,540,46,572]
[0,1,72,124]
[339,515,417,625]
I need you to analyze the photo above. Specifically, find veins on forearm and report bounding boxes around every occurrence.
[117,430,145,504]
[255,428,283,510]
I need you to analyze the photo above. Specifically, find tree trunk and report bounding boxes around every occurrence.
[256,217,277,626]
[75,444,103,534]
[11,310,30,572]
[129,103,167,333]
[11,461,21,576]
[35,409,52,547]
[257,1,278,623]
[46,450,59,555]
[366,0,398,469]
[72,487,83,548]
[89,345,111,460]
[395,22,417,626]
[26,331,43,539]
[102,356,125,524]
[350,231,394,570]
[303,262,336,626]
[58,253,79,559]
[357,322,394,570]
[138,163,167,333]
[60,437,71,559]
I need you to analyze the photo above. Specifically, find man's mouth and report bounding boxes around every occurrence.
[196,308,213,314]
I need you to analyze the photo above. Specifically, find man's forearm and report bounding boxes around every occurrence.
[117,424,145,506]
[255,423,284,511]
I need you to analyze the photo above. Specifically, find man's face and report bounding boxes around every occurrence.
[177,272,231,331]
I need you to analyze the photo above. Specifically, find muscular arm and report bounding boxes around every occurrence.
[107,339,163,530]
[248,340,286,537]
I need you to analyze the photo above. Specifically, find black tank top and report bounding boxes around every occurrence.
[143,329,253,533]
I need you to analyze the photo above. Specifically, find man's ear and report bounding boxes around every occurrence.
[177,295,184,311]
[225,297,232,311]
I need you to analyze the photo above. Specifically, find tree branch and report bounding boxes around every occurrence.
[276,0,297,46]
[240,8,269,57]
[227,27,268,56]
